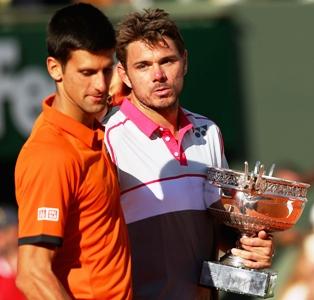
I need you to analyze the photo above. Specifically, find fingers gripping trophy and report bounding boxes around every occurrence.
[200,161,310,298]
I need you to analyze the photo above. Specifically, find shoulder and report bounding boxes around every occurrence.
[182,108,220,131]
[103,106,130,143]
[182,108,225,153]
[16,121,81,179]
[26,122,78,157]
[103,106,126,127]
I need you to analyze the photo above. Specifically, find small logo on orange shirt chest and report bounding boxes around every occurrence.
[37,207,59,221]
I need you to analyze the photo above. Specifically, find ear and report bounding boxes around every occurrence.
[46,56,63,82]
[109,64,131,106]
[183,50,188,76]
[117,62,132,89]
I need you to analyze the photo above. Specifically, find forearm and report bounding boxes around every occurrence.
[17,245,72,300]
[16,267,72,300]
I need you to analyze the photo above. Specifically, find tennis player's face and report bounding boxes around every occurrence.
[48,49,114,124]
[119,37,187,114]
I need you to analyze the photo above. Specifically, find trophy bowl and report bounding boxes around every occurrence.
[200,162,310,298]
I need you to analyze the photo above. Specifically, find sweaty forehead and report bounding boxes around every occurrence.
[66,49,115,68]
[137,36,174,49]
[127,38,179,60]
[143,36,170,49]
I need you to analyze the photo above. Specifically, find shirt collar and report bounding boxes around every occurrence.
[120,98,193,137]
[42,94,104,149]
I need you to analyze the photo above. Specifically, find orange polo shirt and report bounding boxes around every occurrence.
[15,95,132,300]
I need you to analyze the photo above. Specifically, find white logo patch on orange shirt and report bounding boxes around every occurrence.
[37,207,59,221]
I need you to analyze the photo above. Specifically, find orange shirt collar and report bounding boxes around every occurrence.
[42,94,104,149]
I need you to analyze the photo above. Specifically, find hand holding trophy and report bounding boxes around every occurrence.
[200,161,310,298]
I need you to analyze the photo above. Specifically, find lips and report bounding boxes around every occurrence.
[153,84,170,92]
[90,94,106,103]
[153,85,171,97]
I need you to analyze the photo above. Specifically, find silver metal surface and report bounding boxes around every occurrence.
[200,262,277,298]
[207,162,309,233]
[201,161,310,298]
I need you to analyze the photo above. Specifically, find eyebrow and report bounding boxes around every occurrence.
[78,62,114,72]
[133,54,180,65]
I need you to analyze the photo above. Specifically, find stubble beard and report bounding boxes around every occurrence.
[136,95,179,116]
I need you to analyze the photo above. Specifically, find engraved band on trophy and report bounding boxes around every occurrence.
[200,161,310,298]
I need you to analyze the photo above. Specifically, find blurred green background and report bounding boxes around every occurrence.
[0,2,248,206]
[2,1,314,198]
[1,1,314,299]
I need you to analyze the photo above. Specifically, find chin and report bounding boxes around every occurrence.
[86,104,107,115]
[157,98,178,109]
[95,108,108,121]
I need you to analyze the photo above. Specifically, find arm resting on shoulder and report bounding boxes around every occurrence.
[16,244,72,300]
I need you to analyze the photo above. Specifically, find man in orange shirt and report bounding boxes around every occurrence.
[14,3,132,300]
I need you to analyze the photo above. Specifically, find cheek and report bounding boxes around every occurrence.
[64,74,80,89]
[132,83,146,96]
[176,76,184,87]
[130,75,148,92]
[64,78,87,98]
[173,70,185,86]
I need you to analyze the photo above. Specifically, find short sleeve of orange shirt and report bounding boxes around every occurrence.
[15,118,80,246]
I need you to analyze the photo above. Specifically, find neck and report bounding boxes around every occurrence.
[130,96,179,137]
[52,93,94,129]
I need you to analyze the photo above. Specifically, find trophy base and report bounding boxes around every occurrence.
[200,261,277,298]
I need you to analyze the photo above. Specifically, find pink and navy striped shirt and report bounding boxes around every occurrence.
[104,98,228,300]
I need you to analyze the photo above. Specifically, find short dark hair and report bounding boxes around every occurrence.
[47,3,115,66]
[116,8,185,68]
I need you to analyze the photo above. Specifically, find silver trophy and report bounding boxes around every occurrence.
[200,161,310,298]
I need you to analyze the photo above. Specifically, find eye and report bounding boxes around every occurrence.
[135,63,148,70]
[162,57,177,65]
[80,70,95,77]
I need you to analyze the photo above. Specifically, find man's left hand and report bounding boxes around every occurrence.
[231,230,274,269]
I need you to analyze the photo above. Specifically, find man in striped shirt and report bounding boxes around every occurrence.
[105,8,274,300]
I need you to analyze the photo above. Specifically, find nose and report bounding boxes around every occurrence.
[94,73,107,93]
[153,65,166,82]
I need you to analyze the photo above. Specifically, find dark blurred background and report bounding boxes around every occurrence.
[1,1,314,299]
[0,2,249,207]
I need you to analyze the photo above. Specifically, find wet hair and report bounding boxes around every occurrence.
[116,8,185,68]
[47,3,115,66]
